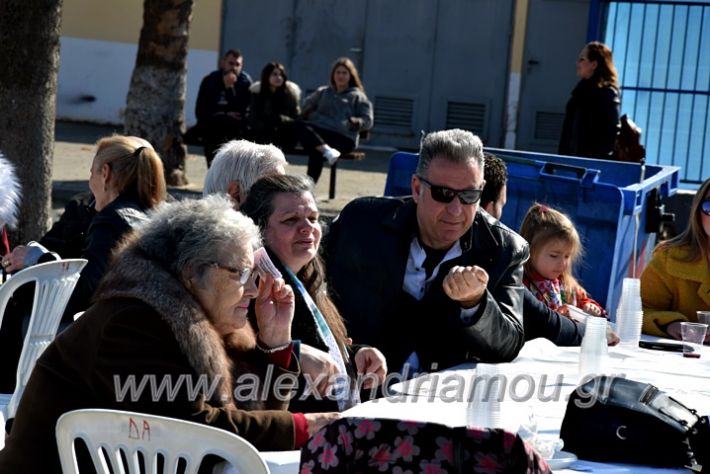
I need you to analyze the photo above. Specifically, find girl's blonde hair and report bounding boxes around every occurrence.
[94,135,166,209]
[519,203,584,295]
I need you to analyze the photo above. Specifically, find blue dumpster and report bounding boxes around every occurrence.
[383,149,680,317]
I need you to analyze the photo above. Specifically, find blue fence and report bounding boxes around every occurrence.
[600,0,710,185]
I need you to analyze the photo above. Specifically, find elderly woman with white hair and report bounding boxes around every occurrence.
[203,139,287,210]
[0,195,339,472]
[0,153,21,259]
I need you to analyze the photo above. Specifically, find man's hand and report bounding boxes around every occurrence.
[353,347,387,389]
[254,273,294,348]
[222,70,238,88]
[299,344,339,396]
[304,412,341,436]
[443,265,489,308]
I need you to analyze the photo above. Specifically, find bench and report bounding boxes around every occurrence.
[286,147,366,200]
[328,151,365,199]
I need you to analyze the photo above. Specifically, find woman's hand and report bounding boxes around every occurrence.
[353,347,387,389]
[348,117,362,131]
[254,273,294,348]
[299,344,339,397]
[304,412,341,437]
[665,321,683,341]
[606,325,620,346]
[3,246,29,273]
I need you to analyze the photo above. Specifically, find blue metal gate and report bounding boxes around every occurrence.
[598,0,710,185]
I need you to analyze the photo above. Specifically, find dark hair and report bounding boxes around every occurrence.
[481,153,508,208]
[329,57,365,92]
[241,174,349,356]
[655,177,710,263]
[224,49,242,59]
[259,62,288,96]
[585,41,619,89]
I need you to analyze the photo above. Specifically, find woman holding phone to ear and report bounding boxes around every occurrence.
[641,177,710,343]
[242,174,387,412]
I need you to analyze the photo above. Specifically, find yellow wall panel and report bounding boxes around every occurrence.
[62,0,221,51]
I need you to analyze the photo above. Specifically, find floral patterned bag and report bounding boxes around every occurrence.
[299,417,551,473]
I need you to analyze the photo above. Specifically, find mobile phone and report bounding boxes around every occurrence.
[638,340,692,353]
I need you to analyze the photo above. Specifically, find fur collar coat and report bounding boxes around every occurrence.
[0,239,296,473]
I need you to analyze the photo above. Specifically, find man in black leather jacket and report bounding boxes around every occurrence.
[324,129,527,374]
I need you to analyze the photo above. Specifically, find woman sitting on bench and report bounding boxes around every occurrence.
[295,57,373,183]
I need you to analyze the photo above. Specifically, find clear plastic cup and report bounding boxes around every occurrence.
[697,311,710,326]
[467,364,502,429]
[680,322,708,358]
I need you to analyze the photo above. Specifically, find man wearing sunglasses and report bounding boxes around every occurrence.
[325,129,527,375]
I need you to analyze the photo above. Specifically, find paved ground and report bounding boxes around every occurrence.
[53,121,397,219]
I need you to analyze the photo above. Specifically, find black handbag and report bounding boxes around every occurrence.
[560,375,709,472]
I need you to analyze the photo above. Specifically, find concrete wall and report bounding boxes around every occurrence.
[57,0,222,126]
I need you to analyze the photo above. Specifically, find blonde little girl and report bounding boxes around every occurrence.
[519,203,606,318]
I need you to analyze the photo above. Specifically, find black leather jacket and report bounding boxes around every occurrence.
[324,197,528,372]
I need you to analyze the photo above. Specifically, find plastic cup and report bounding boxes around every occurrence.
[467,364,502,429]
[680,322,708,358]
[697,311,710,326]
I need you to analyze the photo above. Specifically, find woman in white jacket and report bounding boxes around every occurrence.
[295,57,373,183]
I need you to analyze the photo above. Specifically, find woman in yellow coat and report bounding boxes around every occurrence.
[641,177,710,341]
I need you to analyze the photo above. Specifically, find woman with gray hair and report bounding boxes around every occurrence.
[0,195,338,473]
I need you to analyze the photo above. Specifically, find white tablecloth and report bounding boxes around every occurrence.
[261,338,710,473]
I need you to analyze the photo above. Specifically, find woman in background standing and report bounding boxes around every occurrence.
[558,41,620,159]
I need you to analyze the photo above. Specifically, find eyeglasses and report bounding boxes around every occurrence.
[417,175,484,205]
[701,199,710,216]
[211,262,255,285]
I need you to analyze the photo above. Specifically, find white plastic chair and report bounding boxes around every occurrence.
[0,258,87,422]
[55,409,271,474]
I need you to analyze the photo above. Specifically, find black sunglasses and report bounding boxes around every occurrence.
[417,175,484,205]
[701,199,710,216]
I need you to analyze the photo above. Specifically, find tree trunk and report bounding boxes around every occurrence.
[0,0,63,244]
[124,0,193,186]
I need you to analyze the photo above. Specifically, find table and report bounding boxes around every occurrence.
[261,337,710,473]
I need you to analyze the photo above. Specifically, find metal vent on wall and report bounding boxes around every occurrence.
[374,96,414,130]
[534,111,565,141]
[446,102,486,136]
